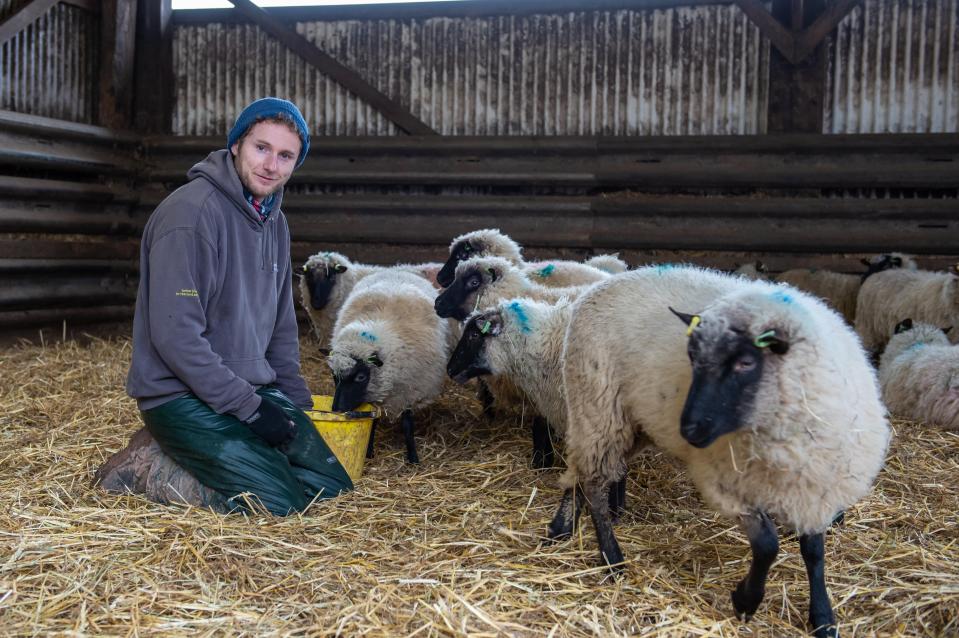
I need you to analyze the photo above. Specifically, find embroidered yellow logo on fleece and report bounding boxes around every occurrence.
[175,289,199,298]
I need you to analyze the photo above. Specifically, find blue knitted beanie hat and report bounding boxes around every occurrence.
[227,97,310,168]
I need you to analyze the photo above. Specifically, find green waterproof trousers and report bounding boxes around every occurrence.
[142,387,353,515]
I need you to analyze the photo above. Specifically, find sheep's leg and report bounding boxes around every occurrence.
[530,416,555,469]
[365,420,377,459]
[607,477,627,523]
[800,532,838,638]
[401,409,419,464]
[585,480,625,571]
[831,510,845,527]
[732,511,779,621]
[547,486,584,541]
[477,379,495,422]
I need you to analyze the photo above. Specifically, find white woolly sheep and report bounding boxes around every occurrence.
[775,253,918,324]
[434,256,591,322]
[446,297,632,512]
[436,228,616,288]
[878,318,959,430]
[327,269,453,464]
[299,251,442,348]
[552,265,889,638]
[855,265,959,354]
[585,253,628,274]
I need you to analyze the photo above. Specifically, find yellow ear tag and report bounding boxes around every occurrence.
[686,315,701,337]
[302,265,308,272]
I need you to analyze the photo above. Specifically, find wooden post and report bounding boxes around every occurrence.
[766,0,827,133]
[99,0,138,129]
[133,0,173,133]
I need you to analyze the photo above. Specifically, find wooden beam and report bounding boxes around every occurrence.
[225,0,437,136]
[0,0,61,45]
[794,0,862,62]
[134,0,173,133]
[733,0,797,63]
[767,0,827,133]
[99,0,138,129]
[61,0,100,11]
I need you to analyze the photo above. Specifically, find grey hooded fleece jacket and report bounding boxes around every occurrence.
[126,149,312,421]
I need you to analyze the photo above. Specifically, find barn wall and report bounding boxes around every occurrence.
[0,0,100,123]
[0,110,140,328]
[171,4,770,136]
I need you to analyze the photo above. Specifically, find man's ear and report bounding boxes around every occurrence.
[230,142,239,156]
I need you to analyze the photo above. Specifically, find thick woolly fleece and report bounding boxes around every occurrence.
[299,252,445,348]
[879,322,959,430]
[560,266,890,536]
[126,149,311,420]
[856,268,959,353]
[448,228,617,288]
[327,270,453,415]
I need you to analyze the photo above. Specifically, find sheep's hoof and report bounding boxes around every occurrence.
[600,555,626,576]
[531,449,554,469]
[811,624,839,638]
[546,521,572,542]
[731,580,762,621]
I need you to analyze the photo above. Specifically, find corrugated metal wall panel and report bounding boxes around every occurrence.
[826,0,959,133]
[172,5,769,136]
[0,2,99,124]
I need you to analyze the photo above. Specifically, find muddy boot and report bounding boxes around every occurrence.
[93,427,157,494]
[144,452,233,514]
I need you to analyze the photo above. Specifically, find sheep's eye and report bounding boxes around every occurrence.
[733,356,756,374]
[354,372,368,383]
[467,276,481,289]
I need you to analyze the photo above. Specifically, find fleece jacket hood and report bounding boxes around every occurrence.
[126,149,311,419]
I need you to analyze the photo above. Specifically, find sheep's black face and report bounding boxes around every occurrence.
[679,331,766,448]
[447,314,499,384]
[332,359,373,411]
[860,253,903,282]
[437,240,478,287]
[435,267,486,320]
[304,263,346,310]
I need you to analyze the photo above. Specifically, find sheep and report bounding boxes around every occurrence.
[551,265,889,638]
[434,256,590,322]
[436,228,616,288]
[299,251,442,348]
[327,269,453,464]
[878,318,959,430]
[734,260,768,280]
[445,297,632,514]
[776,253,918,324]
[855,265,959,354]
[585,253,628,274]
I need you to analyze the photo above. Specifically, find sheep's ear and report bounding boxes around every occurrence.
[754,329,789,355]
[860,257,872,267]
[755,260,767,273]
[891,256,902,267]
[367,353,383,367]
[318,348,331,356]
[333,263,348,273]
[476,314,502,336]
[894,318,914,334]
[668,306,700,330]
[485,267,498,282]
[942,326,952,336]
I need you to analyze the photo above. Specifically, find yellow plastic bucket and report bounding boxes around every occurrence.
[308,395,378,483]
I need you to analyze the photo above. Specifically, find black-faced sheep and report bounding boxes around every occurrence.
[327,269,453,464]
[436,228,621,288]
[551,265,889,638]
[855,265,959,354]
[878,318,959,430]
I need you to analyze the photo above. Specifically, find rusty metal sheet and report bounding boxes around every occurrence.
[826,0,959,133]
[172,4,770,136]
[0,2,98,124]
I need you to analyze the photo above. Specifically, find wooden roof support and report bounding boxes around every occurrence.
[0,0,61,44]
[226,0,437,136]
[733,0,862,64]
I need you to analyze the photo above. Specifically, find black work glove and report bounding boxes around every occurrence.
[243,397,297,447]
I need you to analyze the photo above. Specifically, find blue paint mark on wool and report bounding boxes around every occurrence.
[906,342,926,353]
[507,301,533,333]
[536,264,556,278]
[359,331,377,343]
[655,263,675,274]
[770,290,794,304]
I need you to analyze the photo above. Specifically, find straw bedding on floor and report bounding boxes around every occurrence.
[1,331,956,636]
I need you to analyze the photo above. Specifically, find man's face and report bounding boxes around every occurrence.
[230,120,302,200]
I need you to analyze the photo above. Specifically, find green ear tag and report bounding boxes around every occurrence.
[481,320,491,334]
[754,330,777,348]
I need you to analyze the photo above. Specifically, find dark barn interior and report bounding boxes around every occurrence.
[1,0,957,635]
